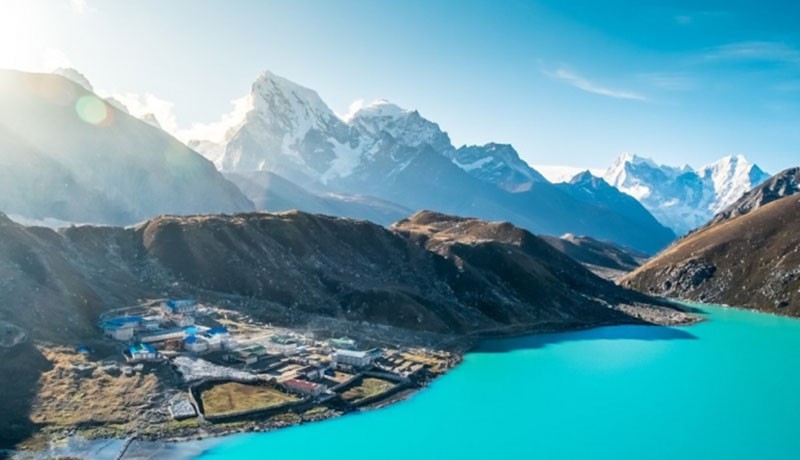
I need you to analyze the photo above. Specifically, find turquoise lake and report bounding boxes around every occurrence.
[191,305,800,460]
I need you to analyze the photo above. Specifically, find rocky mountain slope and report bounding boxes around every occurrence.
[555,171,670,233]
[0,210,693,345]
[541,234,647,281]
[0,70,253,226]
[602,153,770,235]
[188,72,674,253]
[706,167,800,226]
[622,195,800,316]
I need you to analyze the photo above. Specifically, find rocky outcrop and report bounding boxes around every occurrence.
[623,195,800,316]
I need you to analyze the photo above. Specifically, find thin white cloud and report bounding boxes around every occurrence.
[100,92,179,135]
[94,89,252,146]
[638,72,695,91]
[705,41,800,65]
[341,98,367,122]
[175,94,252,144]
[544,68,647,101]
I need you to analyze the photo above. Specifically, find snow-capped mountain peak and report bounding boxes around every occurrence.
[203,70,357,182]
[250,70,337,129]
[190,72,456,185]
[699,154,770,213]
[602,153,770,234]
[446,143,548,192]
[348,99,451,152]
[345,99,409,122]
[603,153,665,201]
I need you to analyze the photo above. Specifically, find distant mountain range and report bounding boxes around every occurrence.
[600,153,770,235]
[187,71,675,253]
[0,68,775,253]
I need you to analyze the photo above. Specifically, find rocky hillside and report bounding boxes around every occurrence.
[622,195,800,316]
[0,210,693,345]
[541,234,647,281]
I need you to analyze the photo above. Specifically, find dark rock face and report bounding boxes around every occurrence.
[648,259,717,298]
[623,195,800,316]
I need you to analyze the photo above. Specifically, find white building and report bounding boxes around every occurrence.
[127,343,158,362]
[202,327,230,351]
[266,342,298,356]
[174,315,195,327]
[332,349,375,368]
[162,299,198,315]
[184,336,208,353]
[141,317,161,331]
[139,328,187,344]
[100,317,141,341]
[106,325,134,341]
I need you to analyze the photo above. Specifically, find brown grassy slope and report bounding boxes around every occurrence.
[391,211,686,331]
[622,196,800,315]
[540,234,646,280]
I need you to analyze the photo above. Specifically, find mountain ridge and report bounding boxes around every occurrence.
[622,192,800,316]
[0,69,254,226]
[601,153,770,234]
[187,71,675,253]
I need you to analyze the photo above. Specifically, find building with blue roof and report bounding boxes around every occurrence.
[163,299,198,315]
[202,327,233,351]
[184,335,209,353]
[127,343,158,362]
[100,316,144,341]
[139,327,188,344]
[206,327,229,336]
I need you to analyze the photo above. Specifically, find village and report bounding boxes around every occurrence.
[89,299,455,427]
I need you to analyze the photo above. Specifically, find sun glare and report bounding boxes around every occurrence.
[75,94,112,126]
[0,0,51,71]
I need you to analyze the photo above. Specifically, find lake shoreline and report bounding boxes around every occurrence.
[8,301,700,459]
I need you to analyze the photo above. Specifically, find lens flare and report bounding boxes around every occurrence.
[75,95,111,126]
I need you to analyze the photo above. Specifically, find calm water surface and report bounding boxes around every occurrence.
[192,305,800,459]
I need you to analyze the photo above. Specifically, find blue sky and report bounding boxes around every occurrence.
[1,0,798,173]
